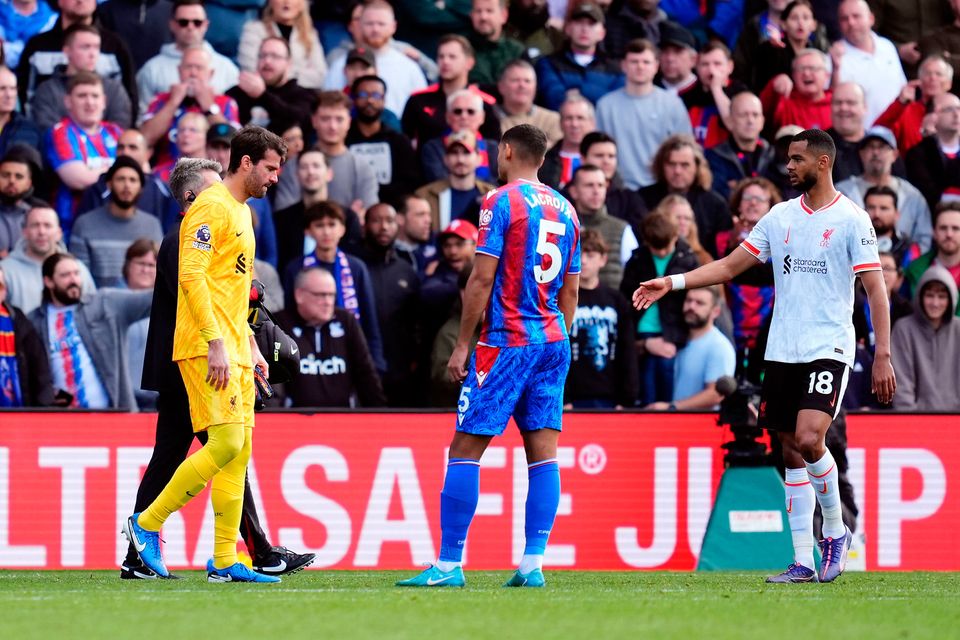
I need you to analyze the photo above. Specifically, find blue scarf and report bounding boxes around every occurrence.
[302,250,361,320]
[0,306,22,407]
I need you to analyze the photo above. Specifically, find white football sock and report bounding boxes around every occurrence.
[518,554,543,575]
[784,467,816,570]
[435,560,461,572]
[806,450,845,539]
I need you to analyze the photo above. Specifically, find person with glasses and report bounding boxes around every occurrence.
[237,0,326,90]
[122,237,160,410]
[421,88,500,183]
[69,156,163,288]
[760,48,833,133]
[136,0,240,117]
[345,75,421,205]
[226,36,315,134]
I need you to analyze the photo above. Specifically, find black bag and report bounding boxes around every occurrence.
[249,280,299,384]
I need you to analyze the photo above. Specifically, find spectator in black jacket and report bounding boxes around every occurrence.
[357,202,421,406]
[346,75,422,205]
[579,131,647,234]
[275,267,386,408]
[639,134,732,258]
[620,211,698,405]
[0,265,54,407]
[565,230,638,408]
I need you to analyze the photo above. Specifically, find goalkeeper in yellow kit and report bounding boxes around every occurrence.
[123,126,287,583]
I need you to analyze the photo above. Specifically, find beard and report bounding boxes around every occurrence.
[51,283,82,305]
[355,107,382,124]
[872,221,894,236]
[109,191,138,210]
[684,311,710,329]
[793,171,818,192]
[0,185,32,207]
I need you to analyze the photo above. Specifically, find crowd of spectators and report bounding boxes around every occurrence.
[1,0,959,412]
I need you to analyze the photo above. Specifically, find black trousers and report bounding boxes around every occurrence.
[124,377,272,565]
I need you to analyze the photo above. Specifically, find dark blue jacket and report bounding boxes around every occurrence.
[535,46,624,111]
[0,112,41,160]
[704,139,775,200]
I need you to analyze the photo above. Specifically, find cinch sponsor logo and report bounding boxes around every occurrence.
[783,254,828,275]
[300,355,346,375]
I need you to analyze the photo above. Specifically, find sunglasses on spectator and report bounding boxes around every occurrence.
[451,107,478,116]
[175,18,205,28]
[741,194,770,203]
[355,90,385,100]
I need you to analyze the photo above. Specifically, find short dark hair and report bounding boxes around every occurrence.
[227,125,287,173]
[41,252,76,282]
[580,131,616,157]
[864,184,898,209]
[260,35,290,57]
[122,237,159,282]
[934,200,960,225]
[641,211,678,250]
[397,193,428,215]
[571,162,605,185]
[438,34,474,58]
[63,23,100,46]
[580,229,608,255]
[790,128,836,165]
[625,38,658,57]
[172,0,205,16]
[303,201,346,228]
[500,124,548,165]
[67,70,102,93]
[313,90,353,114]
[699,40,731,59]
[351,74,386,95]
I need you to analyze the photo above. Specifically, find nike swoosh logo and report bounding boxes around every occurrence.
[829,391,837,408]
[259,559,287,573]
[291,346,298,354]
[186,491,196,497]
[784,227,791,244]
[236,231,243,237]
[426,575,455,585]
[786,497,793,513]
[819,481,829,494]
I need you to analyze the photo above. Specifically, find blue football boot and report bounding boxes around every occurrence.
[503,568,545,587]
[395,565,465,587]
[765,563,819,583]
[206,559,281,583]
[122,513,168,578]
[818,526,852,583]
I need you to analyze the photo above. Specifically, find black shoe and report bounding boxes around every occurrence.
[252,547,316,576]
[120,561,181,580]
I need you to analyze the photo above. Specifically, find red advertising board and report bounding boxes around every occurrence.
[0,412,956,570]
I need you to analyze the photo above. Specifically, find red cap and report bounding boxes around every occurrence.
[439,219,479,242]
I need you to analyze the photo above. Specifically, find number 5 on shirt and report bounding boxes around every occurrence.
[534,219,567,284]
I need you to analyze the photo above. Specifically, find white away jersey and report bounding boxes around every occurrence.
[739,192,880,367]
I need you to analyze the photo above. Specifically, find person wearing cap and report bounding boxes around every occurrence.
[534,3,624,110]
[226,36,315,136]
[468,0,525,87]
[875,55,954,155]
[415,130,496,231]
[283,200,385,371]
[68,156,163,288]
[401,35,501,149]
[322,1,427,117]
[135,0,240,118]
[420,88,500,183]
[0,145,42,257]
[705,92,775,199]
[311,90,379,215]
[28,24,134,130]
[139,45,242,170]
[596,38,693,190]
[0,67,42,161]
[236,0,328,91]
[346,75,422,206]
[655,20,698,95]
[494,59,562,146]
[837,125,932,251]
[603,0,669,61]
[420,218,478,353]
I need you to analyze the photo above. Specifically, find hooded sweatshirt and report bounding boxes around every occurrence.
[891,266,960,411]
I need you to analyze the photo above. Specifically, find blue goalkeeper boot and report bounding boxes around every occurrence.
[818,526,852,583]
[503,568,545,587]
[206,559,281,583]
[395,565,465,587]
[122,513,168,578]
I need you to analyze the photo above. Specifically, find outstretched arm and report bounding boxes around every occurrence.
[632,247,759,310]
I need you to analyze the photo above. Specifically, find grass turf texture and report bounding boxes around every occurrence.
[0,571,956,639]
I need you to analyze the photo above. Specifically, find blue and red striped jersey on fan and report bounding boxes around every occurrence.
[476,179,580,348]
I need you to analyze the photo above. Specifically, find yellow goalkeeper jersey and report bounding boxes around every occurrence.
[173,181,255,366]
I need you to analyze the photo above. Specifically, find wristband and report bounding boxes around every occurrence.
[668,274,686,291]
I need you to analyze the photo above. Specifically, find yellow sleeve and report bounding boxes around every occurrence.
[179,204,222,343]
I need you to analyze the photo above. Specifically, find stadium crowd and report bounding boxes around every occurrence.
[0,0,959,413]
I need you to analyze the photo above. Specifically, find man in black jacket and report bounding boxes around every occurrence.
[0,266,53,407]
[124,157,314,580]
[620,210,698,405]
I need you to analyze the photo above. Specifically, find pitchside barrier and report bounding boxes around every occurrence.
[0,412,956,571]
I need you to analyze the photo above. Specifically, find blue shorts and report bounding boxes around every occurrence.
[456,340,571,436]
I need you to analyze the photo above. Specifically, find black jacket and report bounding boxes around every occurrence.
[345,123,423,205]
[905,135,960,211]
[141,217,181,392]
[638,183,732,258]
[226,78,315,135]
[538,140,565,188]
[620,238,699,347]
[273,307,386,408]
[3,301,53,406]
[96,0,173,69]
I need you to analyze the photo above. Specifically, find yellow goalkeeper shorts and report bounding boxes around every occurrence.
[178,357,255,432]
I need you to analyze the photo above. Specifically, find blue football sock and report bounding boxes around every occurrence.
[524,459,560,557]
[438,458,480,564]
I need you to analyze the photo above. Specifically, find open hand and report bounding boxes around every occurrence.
[633,277,671,310]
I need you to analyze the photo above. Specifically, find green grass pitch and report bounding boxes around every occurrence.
[1,571,957,639]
